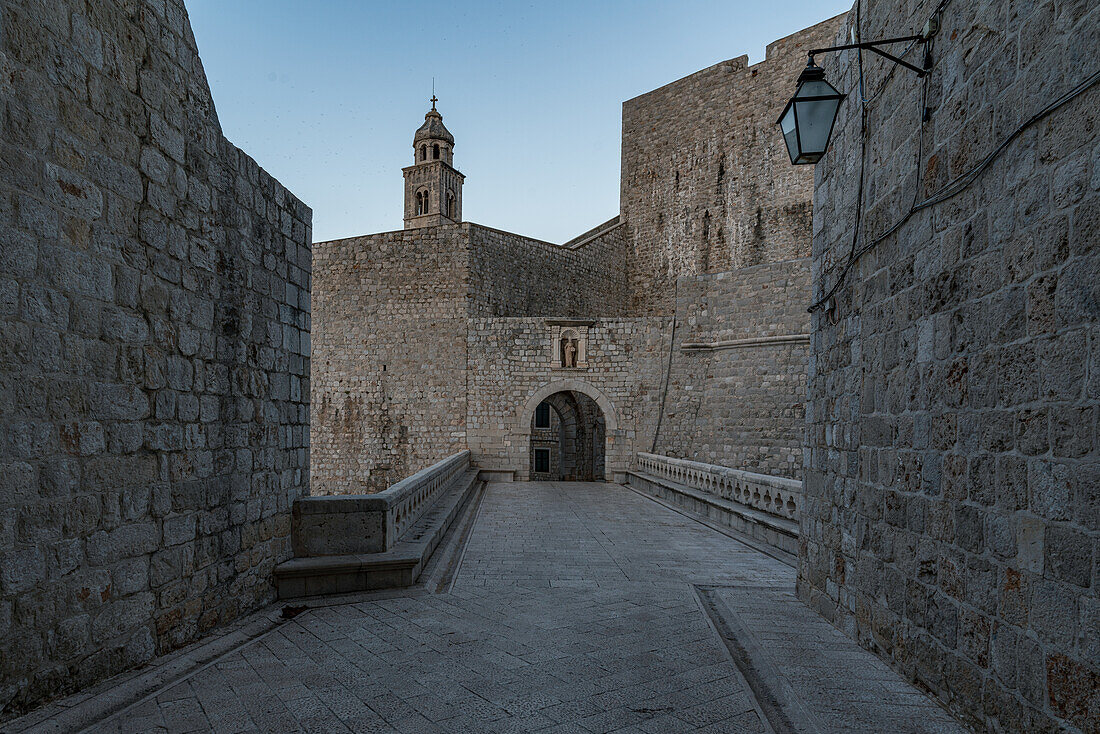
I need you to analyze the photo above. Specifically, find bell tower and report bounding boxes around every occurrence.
[403,96,464,228]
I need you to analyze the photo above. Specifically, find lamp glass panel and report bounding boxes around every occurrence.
[795,80,837,98]
[779,105,799,163]
[794,96,841,154]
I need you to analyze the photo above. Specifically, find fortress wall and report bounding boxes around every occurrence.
[311,226,469,495]
[655,259,811,479]
[0,0,311,715]
[620,14,846,316]
[466,317,670,480]
[801,1,1099,730]
[467,222,629,317]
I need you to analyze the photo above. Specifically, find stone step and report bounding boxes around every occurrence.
[274,470,481,598]
[626,470,798,555]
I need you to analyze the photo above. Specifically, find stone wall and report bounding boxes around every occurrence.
[0,0,311,717]
[620,15,845,315]
[311,226,468,495]
[656,259,810,479]
[800,1,1099,731]
[312,220,633,494]
[468,222,628,317]
[466,317,670,480]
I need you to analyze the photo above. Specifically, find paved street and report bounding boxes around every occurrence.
[21,482,963,733]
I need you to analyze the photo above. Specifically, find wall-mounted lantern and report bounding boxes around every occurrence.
[777,59,845,165]
[777,34,933,165]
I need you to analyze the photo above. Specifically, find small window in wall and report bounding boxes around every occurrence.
[447,191,456,219]
[433,144,440,159]
[420,145,427,161]
[534,448,551,473]
[535,402,551,429]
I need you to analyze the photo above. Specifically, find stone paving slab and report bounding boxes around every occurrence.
[9,482,965,733]
[702,586,965,734]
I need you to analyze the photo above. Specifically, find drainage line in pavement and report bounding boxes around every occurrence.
[694,586,823,734]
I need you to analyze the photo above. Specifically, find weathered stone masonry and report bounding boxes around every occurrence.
[311,20,837,497]
[311,221,628,495]
[0,0,310,718]
[311,226,468,495]
[656,258,811,480]
[800,1,1099,731]
[620,15,845,316]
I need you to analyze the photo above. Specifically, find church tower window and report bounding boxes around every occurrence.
[446,191,456,219]
[433,144,440,160]
[420,145,427,161]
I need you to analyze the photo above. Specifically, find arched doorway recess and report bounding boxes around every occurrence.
[529,391,606,480]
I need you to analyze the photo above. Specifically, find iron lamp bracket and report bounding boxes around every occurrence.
[807,35,931,77]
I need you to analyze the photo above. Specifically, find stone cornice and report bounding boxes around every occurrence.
[680,333,810,352]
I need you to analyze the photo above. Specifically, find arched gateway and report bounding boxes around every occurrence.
[518,381,618,482]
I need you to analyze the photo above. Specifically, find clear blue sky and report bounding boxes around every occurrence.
[187,0,850,244]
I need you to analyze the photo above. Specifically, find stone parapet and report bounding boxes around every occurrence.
[636,453,801,521]
[292,451,470,556]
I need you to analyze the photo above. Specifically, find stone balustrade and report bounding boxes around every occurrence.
[292,450,471,556]
[635,452,801,521]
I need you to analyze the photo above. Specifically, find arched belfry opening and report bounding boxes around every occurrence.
[529,391,606,481]
[403,95,464,229]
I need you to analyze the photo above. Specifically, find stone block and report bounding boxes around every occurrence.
[1016,515,1045,574]
[1044,524,1092,587]
[85,523,158,567]
[162,514,196,547]
[1046,653,1100,732]
[0,546,45,595]
[91,593,154,643]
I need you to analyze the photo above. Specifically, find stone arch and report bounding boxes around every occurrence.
[518,380,618,435]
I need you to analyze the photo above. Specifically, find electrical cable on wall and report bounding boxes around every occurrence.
[651,276,679,454]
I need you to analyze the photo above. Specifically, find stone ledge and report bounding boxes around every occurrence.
[275,470,481,598]
[477,469,515,482]
[626,470,798,555]
[681,333,811,352]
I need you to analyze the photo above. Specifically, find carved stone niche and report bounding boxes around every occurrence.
[547,319,593,369]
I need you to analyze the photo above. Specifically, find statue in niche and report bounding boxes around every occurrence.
[564,338,577,368]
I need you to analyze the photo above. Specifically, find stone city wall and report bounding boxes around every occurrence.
[312,220,632,494]
[466,317,671,480]
[0,0,311,717]
[311,226,469,495]
[468,221,628,317]
[800,0,1099,731]
[655,259,811,479]
[620,14,845,315]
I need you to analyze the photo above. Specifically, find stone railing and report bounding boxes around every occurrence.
[292,450,470,556]
[636,452,801,520]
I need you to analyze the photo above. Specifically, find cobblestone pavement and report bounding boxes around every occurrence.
[30,482,963,733]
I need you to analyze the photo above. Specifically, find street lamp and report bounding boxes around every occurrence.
[777,34,932,165]
[776,58,845,165]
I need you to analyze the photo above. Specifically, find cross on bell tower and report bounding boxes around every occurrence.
[403,96,464,229]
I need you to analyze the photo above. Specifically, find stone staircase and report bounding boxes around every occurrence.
[274,451,481,598]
